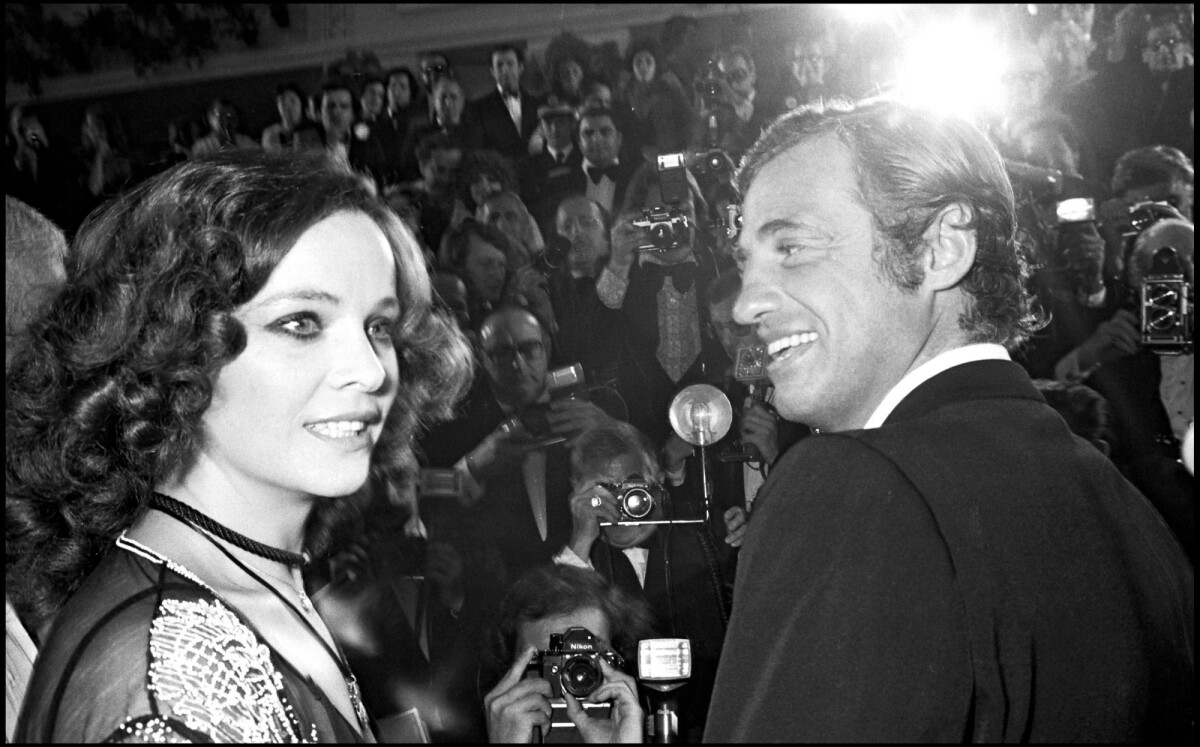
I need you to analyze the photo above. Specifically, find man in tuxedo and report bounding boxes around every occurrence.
[705,99,1194,741]
[464,43,544,161]
[541,107,640,221]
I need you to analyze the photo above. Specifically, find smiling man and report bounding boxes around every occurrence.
[704,100,1194,742]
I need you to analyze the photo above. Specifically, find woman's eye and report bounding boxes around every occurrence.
[274,312,321,339]
[368,318,399,344]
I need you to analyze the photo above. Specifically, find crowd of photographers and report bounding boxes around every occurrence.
[6,3,1194,743]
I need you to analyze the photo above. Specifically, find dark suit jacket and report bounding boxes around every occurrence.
[706,360,1194,742]
[463,88,544,160]
[520,146,583,232]
[589,527,732,741]
[537,158,640,222]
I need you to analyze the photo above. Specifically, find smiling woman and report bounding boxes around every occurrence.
[7,150,473,742]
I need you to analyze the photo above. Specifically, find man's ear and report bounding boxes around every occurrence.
[923,203,978,291]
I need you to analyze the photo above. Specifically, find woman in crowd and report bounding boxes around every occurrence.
[261,83,323,153]
[616,38,696,156]
[7,150,472,742]
[78,102,134,205]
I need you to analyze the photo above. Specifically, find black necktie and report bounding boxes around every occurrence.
[587,165,618,185]
[645,261,697,294]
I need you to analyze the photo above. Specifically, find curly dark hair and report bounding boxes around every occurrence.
[456,148,519,211]
[736,98,1041,349]
[6,149,474,630]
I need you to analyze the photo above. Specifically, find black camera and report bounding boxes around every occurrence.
[526,627,625,699]
[1139,246,1193,354]
[502,364,588,446]
[597,475,667,523]
[632,208,691,252]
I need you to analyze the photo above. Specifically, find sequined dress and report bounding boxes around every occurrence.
[15,535,375,743]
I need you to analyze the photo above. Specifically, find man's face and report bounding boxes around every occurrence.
[361,82,385,120]
[434,82,465,126]
[720,53,756,98]
[483,194,528,249]
[387,74,412,110]
[480,310,549,409]
[584,84,614,110]
[557,199,610,276]
[321,89,354,136]
[579,115,621,167]
[791,40,833,88]
[708,295,757,361]
[1142,21,1193,75]
[464,235,508,304]
[1124,179,1195,223]
[541,115,575,150]
[573,452,659,550]
[492,50,524,94]
[516,607,611,662]
[733,135,933,431]
[421,146,461,191]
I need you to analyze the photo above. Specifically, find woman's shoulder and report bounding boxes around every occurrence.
[19,543,320,743]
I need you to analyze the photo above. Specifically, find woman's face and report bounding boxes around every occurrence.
[470,174,505,208]
[199,211,400,501]
[559,60,584,91]
[387,74,412,109]
[633,51,656,84]
[276,91,303,128]
[463,235,507,303]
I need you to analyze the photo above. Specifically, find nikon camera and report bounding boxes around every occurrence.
[597,476,667,525]
[526,627,625,699]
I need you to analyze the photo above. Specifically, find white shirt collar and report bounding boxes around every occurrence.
[862,343,1010,429]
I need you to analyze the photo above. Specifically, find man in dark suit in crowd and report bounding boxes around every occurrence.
[520,103,582,232]
[541,106,640,225]
[705,99,1194,742]
[464,43,544,161]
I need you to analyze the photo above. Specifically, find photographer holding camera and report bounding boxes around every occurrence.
[1019,145,1194,558]
[552,422,734,742]
[484,564,652,743]
[597,160,736,446]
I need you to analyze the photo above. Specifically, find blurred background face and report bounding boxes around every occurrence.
[470,173,505,209]
[709,295,757,360]
[792,39,834,87]
[480,311,548,408]
[632,51,656,84]
[491,49,523,94]
[387,73,412,109]
[81,112,103,149]
[579,115,620,166]
[720,52,756,97]
[360,81,386,120]
[541,114,575,150]
[434,81,465,126]
[322,89,354,136]
[433,272,471,331]
[556,198,609,277]
[483,194,528,248]
[559,60,584,92]
[463,235,507,303]
[420,55,450,90]
[277,91,303,128]
[1142,20,1193,75]
[583,84,613,110]
[420,147,461,191]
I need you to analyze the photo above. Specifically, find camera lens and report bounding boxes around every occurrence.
[621,487,654,519]
[560,656,603,698]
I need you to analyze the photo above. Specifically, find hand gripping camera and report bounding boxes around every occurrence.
[597,475,668,524]
[526,627,625,699]
[633,153,692,253]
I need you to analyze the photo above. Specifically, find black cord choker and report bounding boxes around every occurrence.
[149,493,310,568]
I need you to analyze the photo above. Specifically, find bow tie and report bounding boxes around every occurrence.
[587,165,619,185]
[644,260,697,294]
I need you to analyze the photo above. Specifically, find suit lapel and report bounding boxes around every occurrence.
[885,360,1043,426]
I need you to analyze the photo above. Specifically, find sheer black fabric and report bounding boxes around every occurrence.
[15,537,372,743]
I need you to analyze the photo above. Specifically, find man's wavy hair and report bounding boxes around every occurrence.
[736,98,1039,349]
[6,150,474,630]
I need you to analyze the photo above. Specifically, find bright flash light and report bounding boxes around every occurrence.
[894,19,1007,119]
